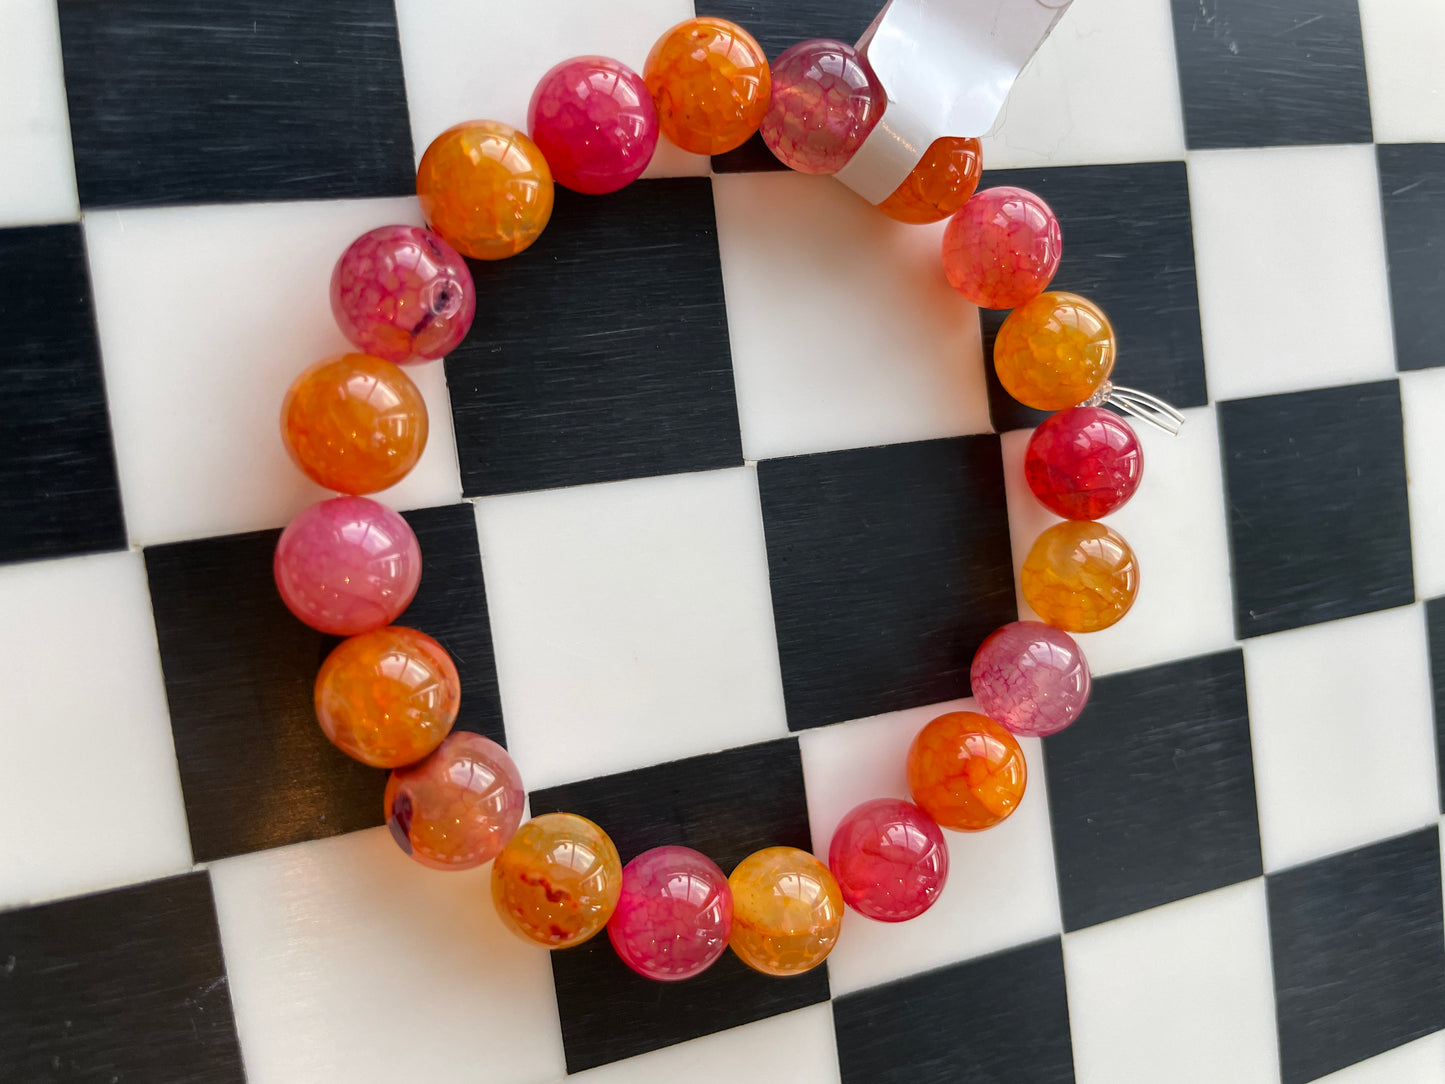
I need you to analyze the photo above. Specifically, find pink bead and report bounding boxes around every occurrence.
[828,798,948,922]
[971,621,1091,737]
[528,55,659,195]
[761,38,884,175]
[1025,407,1144,520]
[941,187,1062,309]
[607,845,732,981]
[273,496,421,636]
[331,225,476,364]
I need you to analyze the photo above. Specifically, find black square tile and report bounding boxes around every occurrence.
[1169,0,1373,150]
[700,0,878,59]
[1426,597,1445,814]
[56,0,414,208]
[1044,650,1263,931]
[528,738,823,1074]
[144,503,504,863]
[757,436,1016,731]
[1378,144,1445,372]
[980,162,1208,432]
[1218,381,1414,639]
[0,223,125,564]
[446,179,743,497]
[0,872,244,1084]
[833,938,1075,1083]
[1268,828,1445,1084]
[712,131,790,174]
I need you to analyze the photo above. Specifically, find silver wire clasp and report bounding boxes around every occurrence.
[1079,381,1186,436]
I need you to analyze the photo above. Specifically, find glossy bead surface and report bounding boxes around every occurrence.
[907,712,1027,832]
[828,799,948,922]
[995,292,1117,411]
[492,814,622,949]
[314,626,458,768]
[273,496,421,636]
[1025,407,1143,520]
[760,38,883,175]
[330,225,475,364]
[383,732,523,870]
[971,621,1091,737]
[608,846,733,982]
[644,17,770,156]
[528,55,658,195]
[728,847,843,976]
[416,121,553,261]
[1021,521,1140,633]
[941,186,1062,309]
[876,136,983,224]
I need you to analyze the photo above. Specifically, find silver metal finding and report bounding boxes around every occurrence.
[1080,381,1186,436]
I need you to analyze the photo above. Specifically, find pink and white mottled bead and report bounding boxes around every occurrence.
[273,496,421,636]
[330,225,476,364]
[941,187,1062,309]
[971,621,1091,737]
[607,845,732,981]
[760,38,884,175]
[828,798,949,922]
[528,55,659,195]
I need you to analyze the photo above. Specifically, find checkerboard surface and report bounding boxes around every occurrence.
[2,1,1444,1081]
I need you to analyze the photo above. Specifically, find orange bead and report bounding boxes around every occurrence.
[1022,520,1140,633]
[281,353,428,495]
[907,712,1027,831]
[491,813,622,949]
[876,136,983,225]
[728,846,842,976]
[993,291,1116,411]
[416,120,554,261]
[314,626,459,768]
[644,17,771,156]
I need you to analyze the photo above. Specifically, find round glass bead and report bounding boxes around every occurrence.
[1025,406,1143,520]
[827,798,949,922]
[907,712,1027,832]
[994,292,1116,411]
[728,846,843,976]
[876,136,983,224]
[971,621,1091,737]
[1021,520,1140,633]
[941,186,1062,309]
[760,38,884,175]
[607,846,733,982]
[273,496,421,636]
[644,17,771,156]
[383,732,524,870]
[491,813,622,949]
[314,626,459,768]
[330,225,475,364]
[416,120,553,261]
[528,55,659,195]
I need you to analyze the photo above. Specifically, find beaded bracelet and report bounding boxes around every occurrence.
[270,15,1178,983]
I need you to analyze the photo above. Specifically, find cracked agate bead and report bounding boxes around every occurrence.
[877,136,983,224]
[383,732,523,870]
[608,846,733,981]
[529,55,659,195]
[907,712,1027,831]
[971,621,1091,737]
[644,17,771,156]
[273,496,421,636]
[729,846,843,976]
[1022,520,1139,633]
[314,626,459,768]
[828,799,948,922]
[760,38,884,175]
[330,225,475,364]
[995,292,1116,411]
[492,813,622,949]
[1025,406,1143,520]
[416,121,553,261]
[941,186,1061,309]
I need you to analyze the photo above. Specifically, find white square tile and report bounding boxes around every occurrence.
[1316,1030,1445,1084]
[1244,606,1439,873]
[475,466,789,792]
[84,199,462,545]
[1064,880,1279,1084]
[799,699,1062,996]
[1359,0,1445,144]
[713,171,990,463]
[1188,145,1396,401]
[0,0,78,227]
[1401,369,1445,599]
[0,551,191,909]
[210,828,565,1084]
[982,0,1186,168]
